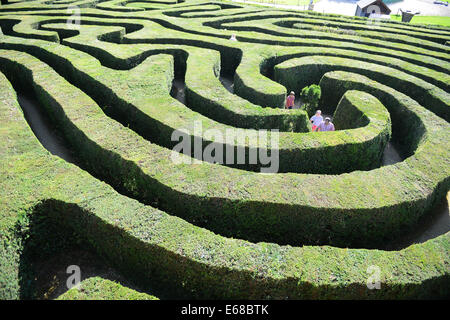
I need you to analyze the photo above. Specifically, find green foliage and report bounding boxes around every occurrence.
[57,277,159,300]
[0,235,21,299]
[390,14,450,28]
[300,84,322,117]
[0,0,449,300]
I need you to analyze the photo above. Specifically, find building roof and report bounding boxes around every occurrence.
[357,0,385,8]
[357,0,378,7]
[356,0,391,13]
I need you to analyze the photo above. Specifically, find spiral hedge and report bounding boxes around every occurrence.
[0,0,449,299]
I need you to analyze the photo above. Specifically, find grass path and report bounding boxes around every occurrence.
[391,14,450,27]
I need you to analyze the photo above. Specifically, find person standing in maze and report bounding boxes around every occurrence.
[285,91,295,109]
[315,117,335,132]
[310,110,323,131]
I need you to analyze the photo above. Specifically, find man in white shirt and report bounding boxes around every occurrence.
[310,110,323,131]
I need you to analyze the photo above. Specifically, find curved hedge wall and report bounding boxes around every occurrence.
[0,71,448,299]
[0,0,449,300]
[1,48,448,248]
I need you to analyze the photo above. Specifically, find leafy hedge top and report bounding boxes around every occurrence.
[0,0,449,299]
[0,70,448,299]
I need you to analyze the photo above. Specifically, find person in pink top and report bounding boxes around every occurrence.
[315,117,335,132]
[285,91,295,109]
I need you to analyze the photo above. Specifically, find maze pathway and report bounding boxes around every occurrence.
[0,0,449,299]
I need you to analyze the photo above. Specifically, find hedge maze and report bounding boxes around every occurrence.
[0,0,449,299]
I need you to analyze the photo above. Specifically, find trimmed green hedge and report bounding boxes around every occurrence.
[1,1,449,300]
[0,47,448,249]
[0,34,399,174]
[207,13,450,61]
[209,9,450,42]
[274,55,450,122]
[334,90,390,129]
[176,39,311,132]
[286,19,450,46]
[57,277,159,300]
[0,70,448,299]
[317,71,428,158]
[233,64,286,108]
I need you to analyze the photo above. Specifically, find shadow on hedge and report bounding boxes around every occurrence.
[15,200,450,299]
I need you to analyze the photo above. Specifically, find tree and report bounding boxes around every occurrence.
[300,84,321,116]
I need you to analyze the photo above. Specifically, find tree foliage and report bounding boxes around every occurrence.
[300,84,321,116]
